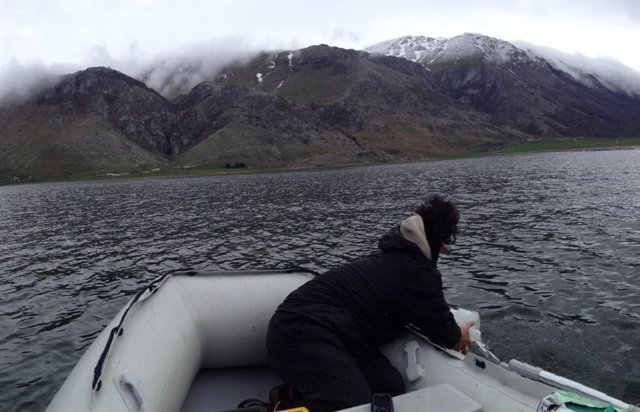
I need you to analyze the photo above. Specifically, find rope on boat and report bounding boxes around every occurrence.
[90,266,318,394]
[91,273,172,392]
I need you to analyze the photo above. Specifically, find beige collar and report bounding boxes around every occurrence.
[400,214,432,260]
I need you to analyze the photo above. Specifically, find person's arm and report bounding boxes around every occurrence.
[404,269,462,349]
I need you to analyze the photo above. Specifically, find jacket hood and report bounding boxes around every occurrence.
[378,214,433,261]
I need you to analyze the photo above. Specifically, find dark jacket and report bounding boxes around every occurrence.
[273,221,461,357]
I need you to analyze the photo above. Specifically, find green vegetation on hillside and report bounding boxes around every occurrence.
[4,137,640,186]
[496,137,640,154]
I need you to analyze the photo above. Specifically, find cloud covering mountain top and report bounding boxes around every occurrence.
[0,37,263,103]
[2,33,640,104]
[514,41,640,96]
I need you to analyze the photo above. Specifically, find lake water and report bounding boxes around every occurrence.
[1,149,639,411]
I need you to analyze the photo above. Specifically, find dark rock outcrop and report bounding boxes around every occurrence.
[35,67,176,154]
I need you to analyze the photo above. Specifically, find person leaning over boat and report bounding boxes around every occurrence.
[266,194,475,412]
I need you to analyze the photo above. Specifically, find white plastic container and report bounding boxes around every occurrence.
[451,308,482,342]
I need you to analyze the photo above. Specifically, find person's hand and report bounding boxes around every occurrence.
[452,321,475,354]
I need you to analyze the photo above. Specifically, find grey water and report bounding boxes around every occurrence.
[1,149,639,411]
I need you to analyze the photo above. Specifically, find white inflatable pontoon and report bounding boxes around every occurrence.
[46,269,638,412]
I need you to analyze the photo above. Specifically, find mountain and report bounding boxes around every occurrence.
[0,45,510,182]
[178,45,509,161]
[366,33,640,137]
[0,68,169,180]
[1,36,640,183]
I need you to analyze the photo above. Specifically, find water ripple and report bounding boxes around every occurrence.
[1,149,640,411]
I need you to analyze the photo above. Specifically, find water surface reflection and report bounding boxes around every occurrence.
[1,149,639,410]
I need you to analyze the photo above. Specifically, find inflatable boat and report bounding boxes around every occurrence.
[46,269,638,412]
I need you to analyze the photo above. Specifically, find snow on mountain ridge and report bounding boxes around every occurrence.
[367,33,640,96]
[367,33,528,68]
[366,35,440,63]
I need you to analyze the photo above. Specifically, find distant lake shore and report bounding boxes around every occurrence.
[3,137,640,186]
[494,137,640,154]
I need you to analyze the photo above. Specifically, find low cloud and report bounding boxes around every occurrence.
[0,62,77,104]
[3,36,640,105]
[515,41,640,96]
[331,29,361,47]
[130,36,265,98]
[0,36,266,104]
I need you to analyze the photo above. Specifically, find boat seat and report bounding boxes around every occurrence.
[341,384,483,412]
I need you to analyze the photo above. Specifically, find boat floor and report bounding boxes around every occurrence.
[179,365,484,412]
[181,365,281,412]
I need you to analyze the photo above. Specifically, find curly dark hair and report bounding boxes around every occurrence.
[414,194,459,261]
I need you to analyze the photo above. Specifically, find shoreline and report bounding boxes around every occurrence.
[492,137,640,155]
[3,137,640,186]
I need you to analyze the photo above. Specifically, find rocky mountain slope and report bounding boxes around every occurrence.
[367,33,640,137]
[0,45,506,181]
[2,35,640,182]
[176,45,509,163]
[0,68,169,180]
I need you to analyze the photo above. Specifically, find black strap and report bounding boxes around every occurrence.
[90,266,317,391]
[91,274,170,391]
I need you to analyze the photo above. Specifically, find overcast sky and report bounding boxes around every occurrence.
[1,0,639,97]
